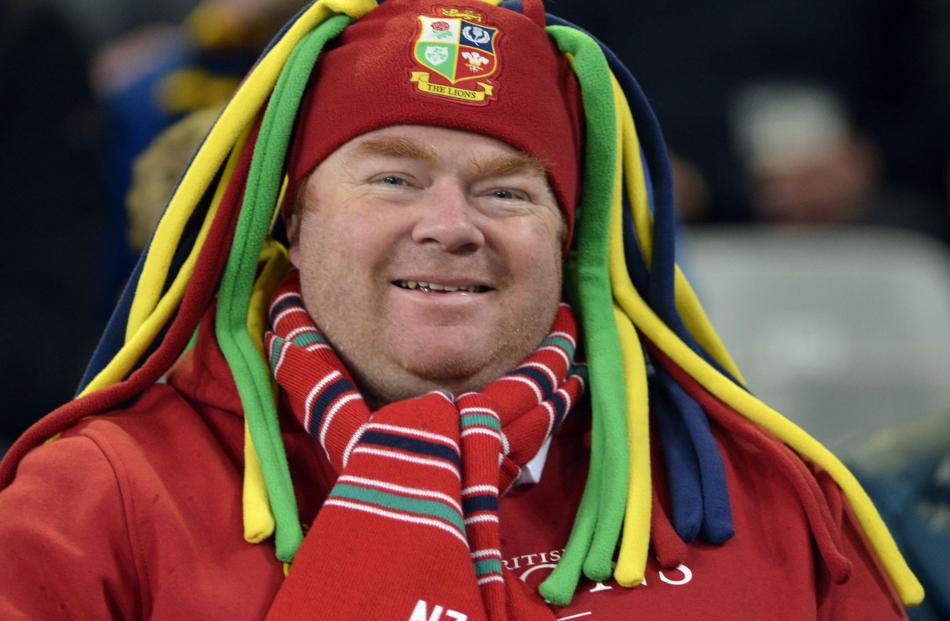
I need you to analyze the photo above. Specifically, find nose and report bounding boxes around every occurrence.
[410,182,485,253]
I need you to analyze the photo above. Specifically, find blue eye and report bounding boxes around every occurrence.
[380,175,407,186]
[493,189,517,200]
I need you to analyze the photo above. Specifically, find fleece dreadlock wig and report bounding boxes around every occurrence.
[0,0,923,612]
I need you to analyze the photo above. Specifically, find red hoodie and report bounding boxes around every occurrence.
[0,319,906,619]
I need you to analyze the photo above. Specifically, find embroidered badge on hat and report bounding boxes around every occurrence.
[409,6,500,105]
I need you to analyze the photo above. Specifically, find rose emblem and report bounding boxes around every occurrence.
[430,21,453,39]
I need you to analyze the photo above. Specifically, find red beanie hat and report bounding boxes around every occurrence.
[285,0,584,238]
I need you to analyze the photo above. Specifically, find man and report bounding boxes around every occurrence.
[0,0,923,619]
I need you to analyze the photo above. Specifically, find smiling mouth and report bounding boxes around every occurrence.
[393,280,491,294]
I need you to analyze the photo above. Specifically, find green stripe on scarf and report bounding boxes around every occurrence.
[461,414,502,430]
[474,559,503,577]
[331,484,466,533]
[215,15,353,563]
[268,338,284,370]
[292,332,326,347]
[541,335,576,358]
[539,25,629,606]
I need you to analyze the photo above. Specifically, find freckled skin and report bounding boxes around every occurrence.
[287,125,565,406]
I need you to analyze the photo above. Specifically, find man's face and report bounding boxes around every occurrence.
[288,124,565,405]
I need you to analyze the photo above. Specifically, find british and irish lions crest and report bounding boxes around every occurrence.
[410,7,500,104]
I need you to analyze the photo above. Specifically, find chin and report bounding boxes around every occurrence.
[402,352,489,383]
[394,346,503,390]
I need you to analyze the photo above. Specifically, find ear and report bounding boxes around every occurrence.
[286,209,302,268]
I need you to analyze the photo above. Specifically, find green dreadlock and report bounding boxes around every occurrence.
[539,25,627,603]
[216,14,354,562]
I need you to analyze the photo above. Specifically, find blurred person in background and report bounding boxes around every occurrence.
[848,412,950,620]
[552,0,950,233]
[0,0,306,452]
[125,106,224,252]
[92,0,305,292]
[730,82,949,239]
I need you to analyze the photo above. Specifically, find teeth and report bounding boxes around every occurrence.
[395,280,483,293]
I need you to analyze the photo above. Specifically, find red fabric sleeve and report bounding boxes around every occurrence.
[0,435,141,620]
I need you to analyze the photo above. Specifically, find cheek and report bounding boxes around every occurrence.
[295,209,354,266]
[498,226,564,334]
[294,211,391,312]
[519,226,564,288]
[293,216,344,301]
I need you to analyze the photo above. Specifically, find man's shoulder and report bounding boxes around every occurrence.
[61,380,243,468]
[0,383,287,620]
[2,375,247,525]
[6,326,248,482]
[4,380,245,518]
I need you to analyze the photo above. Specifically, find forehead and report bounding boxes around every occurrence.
[331,124,549,177]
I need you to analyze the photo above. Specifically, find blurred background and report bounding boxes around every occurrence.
[1,0,948,614]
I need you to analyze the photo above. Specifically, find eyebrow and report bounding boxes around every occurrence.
[350,137,438,162]
[472,152,548,180]
[350,136,548,180]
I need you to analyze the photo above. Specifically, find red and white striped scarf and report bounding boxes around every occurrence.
[263,271,585,620]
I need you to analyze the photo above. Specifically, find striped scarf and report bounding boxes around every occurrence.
[263,271,585,620]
